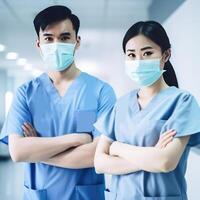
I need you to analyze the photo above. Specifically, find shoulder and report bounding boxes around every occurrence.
[169,87,196,102]
[16,74,44,97]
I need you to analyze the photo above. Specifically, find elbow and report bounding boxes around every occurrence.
[94,164,105,174]
[8,134,29,162]
[160,158,177,173]
[10,150,23,162]
[11,156,22,163]
[94,154,106,174]
[95,167,103,174]
[94,160,104,174]
[9,143,25,162]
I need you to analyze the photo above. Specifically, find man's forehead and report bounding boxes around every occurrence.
[39,19,74,34]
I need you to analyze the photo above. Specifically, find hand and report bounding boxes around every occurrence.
[22,122,38,137]
[155,129,176,148]
[109,141,121,156]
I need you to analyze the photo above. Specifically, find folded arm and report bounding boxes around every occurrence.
[94,130,176,175]
[94,135,141,175]
[110,135,190,173]
[22,122,98,168]
[9,133,91,163]
[43,137,100,169]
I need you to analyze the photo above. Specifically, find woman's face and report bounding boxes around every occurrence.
[125,34,170,68]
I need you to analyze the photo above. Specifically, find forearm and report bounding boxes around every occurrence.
[43,140,98,169]
[95,152,141,175]
[94,135,141,175]
[9,134,84,162]
[117,143,169,173]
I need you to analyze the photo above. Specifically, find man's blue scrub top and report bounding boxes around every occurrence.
[0,72,116,200]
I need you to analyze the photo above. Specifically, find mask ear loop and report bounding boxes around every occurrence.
[72,42,77,56]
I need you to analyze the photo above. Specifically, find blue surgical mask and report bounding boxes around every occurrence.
[40,42,76,71]
[125,58,166,87]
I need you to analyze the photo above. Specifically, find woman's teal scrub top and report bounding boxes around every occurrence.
[0,72,116,200]
[94,86,200,200]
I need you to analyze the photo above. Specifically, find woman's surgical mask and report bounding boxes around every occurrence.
[40,42,76,71]
[125,58,166,87]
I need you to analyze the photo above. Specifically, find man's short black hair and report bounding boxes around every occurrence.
[33,5,80,37]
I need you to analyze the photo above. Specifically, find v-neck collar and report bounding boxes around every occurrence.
[130,86,176,114]
[40,72,85,104]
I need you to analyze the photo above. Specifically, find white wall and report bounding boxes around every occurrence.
[162,0,200,199]
[0,69,6,123]
[164,0,200,101]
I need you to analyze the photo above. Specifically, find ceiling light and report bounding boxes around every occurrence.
[17,58,27,66]
[0,44,5,52]
[6,52,18,60]
[24,63,33,71]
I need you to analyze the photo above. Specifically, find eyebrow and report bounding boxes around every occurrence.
[43,33,53,37]
[141,46,153,51]
[60,32,71,36]
[127,46,153,52]
[42,32,71,37]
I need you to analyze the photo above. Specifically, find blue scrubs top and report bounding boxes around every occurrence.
[94,86,200,200]
[0,72,116,200]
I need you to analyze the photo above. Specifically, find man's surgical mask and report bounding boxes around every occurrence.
[125,58,166,87]
[40,42,76,71]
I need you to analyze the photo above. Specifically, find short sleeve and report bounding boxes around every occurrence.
[92,83,116,139]
[0,86,32,145]
[94,103,116,142]
[161,93,200,146]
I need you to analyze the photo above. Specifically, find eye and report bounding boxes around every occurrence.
[127,53,136,59]
[60,36,70,42]
[44,37,53,42]
[143,51,153,56]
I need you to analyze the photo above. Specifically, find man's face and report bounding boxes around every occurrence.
[37,18,80,49]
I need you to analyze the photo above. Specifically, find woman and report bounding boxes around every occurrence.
[94,21,200,200]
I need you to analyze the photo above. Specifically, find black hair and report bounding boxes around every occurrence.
[33,5,80,37]
[122,21,179,87]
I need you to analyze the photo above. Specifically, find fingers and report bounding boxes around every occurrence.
[23,130,29,137]
[22,122,37,137]
[160,129,176,138]
[160,136,174,148]
[22,124,32,137]
[25,122,33,129]
[161,130,176,140]
[159,130,176,148]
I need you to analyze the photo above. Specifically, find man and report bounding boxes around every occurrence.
[0,5,116,200]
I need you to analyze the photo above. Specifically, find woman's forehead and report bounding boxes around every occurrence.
[126,35,160,51]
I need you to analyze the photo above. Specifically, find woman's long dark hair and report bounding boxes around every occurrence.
[122,21,179,87]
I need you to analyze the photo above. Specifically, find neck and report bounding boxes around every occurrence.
[139,77,169,98]
[47,62,81,83]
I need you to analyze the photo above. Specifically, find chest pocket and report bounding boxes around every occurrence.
[141,119,167,146]
[33,112,52,137]
[75,110,97,133]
